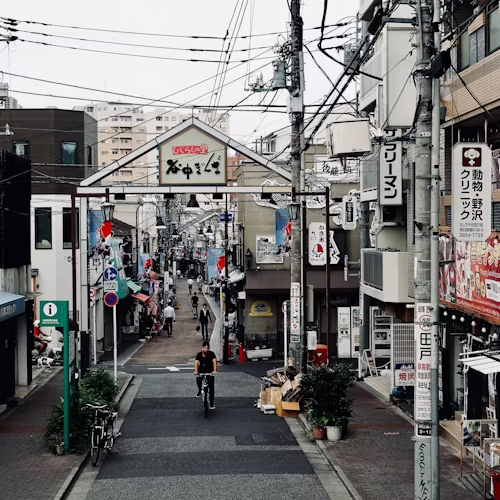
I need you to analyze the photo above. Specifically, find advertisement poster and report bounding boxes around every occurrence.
[440,235,500,322]
[275,209,292,257]
[207,248,225,280]
[256,235,283,264]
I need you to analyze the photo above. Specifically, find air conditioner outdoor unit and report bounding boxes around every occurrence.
[326,119,371,157]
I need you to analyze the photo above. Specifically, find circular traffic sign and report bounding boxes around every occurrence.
[103,267,118,281]
[104,292,119,307]
[89,287,96,300]
[43,302,58,317]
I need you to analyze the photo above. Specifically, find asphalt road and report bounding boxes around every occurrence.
[83,370,333,500]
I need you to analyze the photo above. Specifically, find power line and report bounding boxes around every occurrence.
[0,16,353,40]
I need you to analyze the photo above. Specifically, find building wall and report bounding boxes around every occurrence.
[30,195,81,324]
[0,109,97,194]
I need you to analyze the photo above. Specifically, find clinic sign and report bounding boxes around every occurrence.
[452,143,492,242]
[378,130,403,206]
[159,125,227,185]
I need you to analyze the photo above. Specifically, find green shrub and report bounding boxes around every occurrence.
[44,368,119,454]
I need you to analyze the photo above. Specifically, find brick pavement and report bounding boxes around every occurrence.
[322,383,476,500]
[128,281,214,365]
[0,370,80,500]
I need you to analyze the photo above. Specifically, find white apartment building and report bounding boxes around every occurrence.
[74,103,230,186]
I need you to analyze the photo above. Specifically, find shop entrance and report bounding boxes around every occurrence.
[0,318,16,404]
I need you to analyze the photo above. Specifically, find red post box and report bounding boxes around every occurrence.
[307,344,329,366]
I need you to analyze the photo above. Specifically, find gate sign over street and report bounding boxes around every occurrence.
[342,195,357,230]
[159,125,228,186]
[452,143,492,242]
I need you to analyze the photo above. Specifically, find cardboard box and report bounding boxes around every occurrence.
[268,387,282,405]
[275,401,300,418]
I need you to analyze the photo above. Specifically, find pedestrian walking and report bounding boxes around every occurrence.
[163,302,176,337]
[198,303,212,340]
[187,277,194,294]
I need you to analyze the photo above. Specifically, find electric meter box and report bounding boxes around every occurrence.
[326,119,371,157]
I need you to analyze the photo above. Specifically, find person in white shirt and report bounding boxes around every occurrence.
[197,275,203,292]
[187,277,194,295]
[163,303,176,337]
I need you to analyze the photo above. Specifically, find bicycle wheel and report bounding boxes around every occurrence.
[204,387,209,418]
[90,427,100,466]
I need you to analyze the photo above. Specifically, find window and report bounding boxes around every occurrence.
[164,117,169,121]
[136,118,144,121]
[459,31,470,70]
[13,140,30,158]
[445,206,452,227]
[35,208,52,249]
[156,126,162,131]
[87,145,92,166]
[61,141,78,165]
[102,151,108,155]
[156,116,162,121]
[112,150,119,155]
[171,117,176,121]
[490,8,500,53]
[62,208,79,249]
[121,170,132,177]
[87,107,94,113]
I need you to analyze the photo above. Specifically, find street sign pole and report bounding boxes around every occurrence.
[40,300,72,452]
[113,303,118,380]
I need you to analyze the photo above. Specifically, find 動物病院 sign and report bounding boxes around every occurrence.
[452,143,492,242]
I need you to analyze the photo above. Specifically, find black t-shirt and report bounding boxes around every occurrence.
[196,350,216,373]
[191,295,199,306]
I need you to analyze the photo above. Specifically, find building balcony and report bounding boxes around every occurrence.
[361,249,411,303]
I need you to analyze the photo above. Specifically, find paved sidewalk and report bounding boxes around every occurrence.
[0,370,80,500]
[127,280,216,366]
[321,382,476,500]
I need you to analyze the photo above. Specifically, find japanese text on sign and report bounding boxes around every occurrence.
[415,303,432,422]
[379,130,402,206]
[290,282,301,343]
[172,144,208,155]
[452,143,492,242]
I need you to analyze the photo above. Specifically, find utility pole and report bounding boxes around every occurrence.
[359,201,370,358]
[289,0,304,370]
[413,0,440,498]
[222,193,230,363]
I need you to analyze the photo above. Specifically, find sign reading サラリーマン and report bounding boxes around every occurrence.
[452,143,492,242]
[159,126,227,185]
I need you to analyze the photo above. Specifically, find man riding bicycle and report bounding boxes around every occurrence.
[187,277,194,294]
[194,341,217,409]
[191,292,199,317]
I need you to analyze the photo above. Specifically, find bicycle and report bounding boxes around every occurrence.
[85,403,121,466]
[196,373,215,418]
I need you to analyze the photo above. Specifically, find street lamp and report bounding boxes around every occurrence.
[155,216,166,230]
[287,201,300,221]
[205,225,213,234]
[101,202,115,222]
[187,194,200,208]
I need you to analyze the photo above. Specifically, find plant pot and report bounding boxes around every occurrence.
[326,425,343,442]
[313,426,326,440]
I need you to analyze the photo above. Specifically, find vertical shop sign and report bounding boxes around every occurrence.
[452,143,492,242]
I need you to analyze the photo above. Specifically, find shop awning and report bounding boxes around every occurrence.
[127,280,142,294]
[0,292,25,323]
[131,293,150,303]
[461,355,500,374]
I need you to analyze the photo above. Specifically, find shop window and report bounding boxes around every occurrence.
[62,208,79,249]
[492,202,500,230]
[35,208,52,249]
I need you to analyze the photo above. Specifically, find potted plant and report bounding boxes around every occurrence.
[301,364,355,442]
[308,413,329,440]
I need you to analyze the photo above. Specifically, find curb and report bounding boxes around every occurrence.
[297,413,364,500]
[53,373,135,500]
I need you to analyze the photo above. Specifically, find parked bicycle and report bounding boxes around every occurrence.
[196,373,215,418]
[85,403,121,465]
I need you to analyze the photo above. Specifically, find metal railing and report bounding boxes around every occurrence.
[363,249,383,290]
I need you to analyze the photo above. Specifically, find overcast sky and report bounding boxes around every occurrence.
[0,0,358,145]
